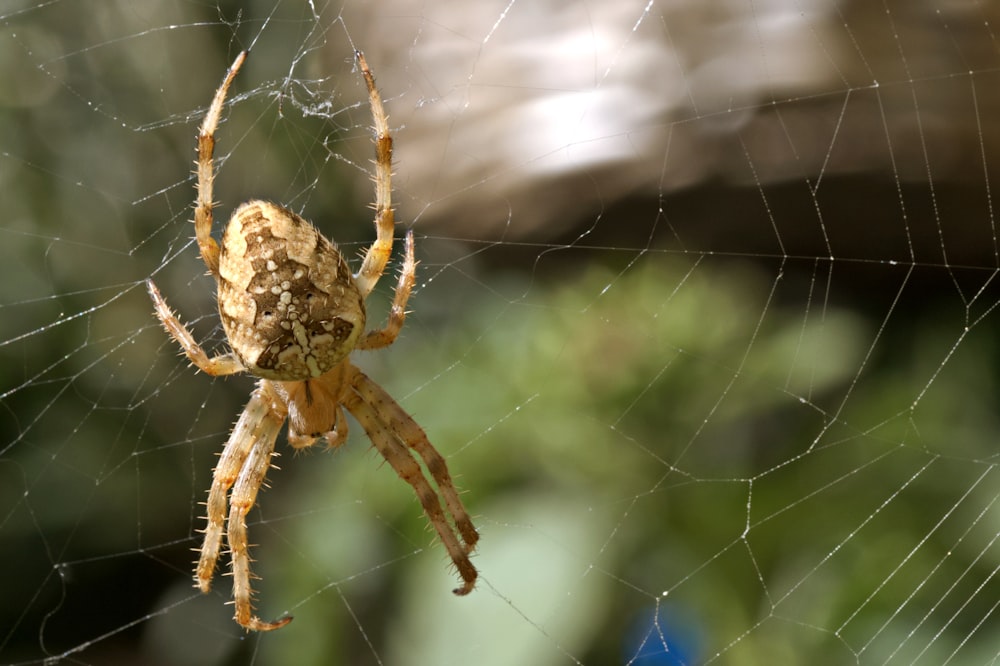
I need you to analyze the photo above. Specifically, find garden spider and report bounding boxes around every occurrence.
[146,50,479,631]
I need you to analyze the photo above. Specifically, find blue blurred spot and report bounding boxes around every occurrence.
[623,602,702,666]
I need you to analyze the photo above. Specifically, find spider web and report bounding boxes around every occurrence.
[2,1,1000,664]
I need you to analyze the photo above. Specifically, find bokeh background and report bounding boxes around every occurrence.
[3,1,1000,664]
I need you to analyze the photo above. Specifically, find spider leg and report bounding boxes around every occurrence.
[195,50,247,276]
[353,369,480,553]
[226,387,293,631]
[344,365,478,595]
[147,279,244,376]
[194,382,291,631]
[353,51,396,298]
[196,384,272,590]
[357,230,415,351]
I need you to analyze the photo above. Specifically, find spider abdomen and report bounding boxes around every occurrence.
[217,200,365,380]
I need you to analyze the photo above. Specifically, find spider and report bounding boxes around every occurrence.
[145,50,479,631]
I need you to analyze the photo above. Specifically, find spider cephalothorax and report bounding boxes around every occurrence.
[146,50,478,632]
